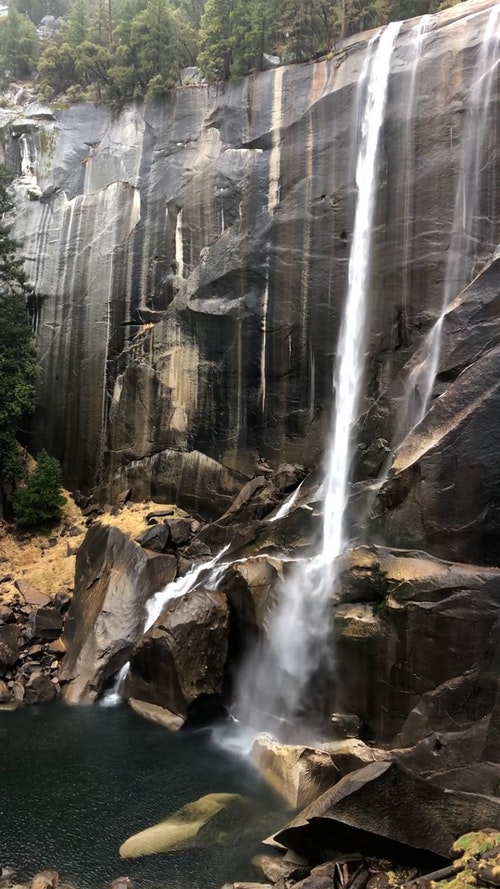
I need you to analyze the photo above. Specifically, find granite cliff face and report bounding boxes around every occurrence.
[2,0,499,533]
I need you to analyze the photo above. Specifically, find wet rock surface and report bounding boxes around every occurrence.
[333,545,500,744]
[126,587,230,721]
[377,260,500,565]
[59,523,178,703]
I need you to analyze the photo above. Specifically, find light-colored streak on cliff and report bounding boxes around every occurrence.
[157,322,199,434]
[261,67,285,415]
[301,62,328,423]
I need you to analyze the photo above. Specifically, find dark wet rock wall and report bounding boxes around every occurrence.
[2,0,498,527]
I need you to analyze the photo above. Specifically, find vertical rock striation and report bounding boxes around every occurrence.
[0,0,498,528]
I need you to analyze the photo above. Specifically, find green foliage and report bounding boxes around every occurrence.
[12,450,66,528]
[198,0,233,80]
[37,40,77,97]
[6,0,449,98]
[129,0,176,89]
[0,6,40,79]
[37,0,191,103]
[13,0,69,26]
[0,167,37,490]
[452,830,500,861]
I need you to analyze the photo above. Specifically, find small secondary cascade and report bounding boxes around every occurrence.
[234,23,401,740]
[19,134,35,178]
[15,133,41,199]
[400,4,500,435]
[101,547,230,705]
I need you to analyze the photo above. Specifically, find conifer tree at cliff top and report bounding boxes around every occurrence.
[0,165,37,513]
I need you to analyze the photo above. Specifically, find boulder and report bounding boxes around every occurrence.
[0,604,15,623]
[31,872,59,889]
[53,592,71,611]
[219,556,283,654]
[12,680,25,702]
[126,588,229,721]
[128,698,185,731]
[27,608,63,641]
[135,524,170,552]
[252,734,339,809]
[47,638,66,655]
[14,581,50,607]
[0,679,10,702]
[251,853,308,884]
[25,672,56,704]
[270,761,500,861]
[334,545,500,742]
[59,523,178,703]
[165,518,191,546]
[0,625,20,675]
[119,793,249,858]
[194,477,280,553]
[274,464,306,493]
[320,738,391,777]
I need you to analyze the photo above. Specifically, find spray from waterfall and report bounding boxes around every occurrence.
[399,5,500,436]
[233,22,401,741]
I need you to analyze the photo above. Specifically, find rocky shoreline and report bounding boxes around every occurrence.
[2,830,500,889]
[1,469,499,889]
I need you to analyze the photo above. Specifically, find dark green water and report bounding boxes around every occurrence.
[0,702,288,889]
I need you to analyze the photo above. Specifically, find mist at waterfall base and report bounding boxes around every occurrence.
[0,703,286,889]
[231,22,401,746]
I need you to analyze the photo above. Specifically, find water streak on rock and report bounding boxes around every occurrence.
[402,4,500,433]
[100,545,232,705]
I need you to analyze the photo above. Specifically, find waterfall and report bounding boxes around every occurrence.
[19,134,33,177]
[268,480,306,523]
[234,23,400,741]
[100,546,230,706]
[400,5,500,434]
[175,208,184,278]
[16,132,41,197]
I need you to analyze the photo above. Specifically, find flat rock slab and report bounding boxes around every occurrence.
[15,580,50,607]
[271,761,500,860]
[128,697,185,731]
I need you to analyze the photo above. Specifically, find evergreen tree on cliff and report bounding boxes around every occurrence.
[198,0,233,79]
[0,5,40,79]
[0,166,37,518]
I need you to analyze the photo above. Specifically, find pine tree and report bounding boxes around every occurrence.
[198,0,233,80]
[0,6,40,79]
[128,0,177,94]
[12,450,66,528]
[0,167,37,510]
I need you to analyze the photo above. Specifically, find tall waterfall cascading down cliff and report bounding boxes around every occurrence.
[3,0,500,751]
[233,22,401,740]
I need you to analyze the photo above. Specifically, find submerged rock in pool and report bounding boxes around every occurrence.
[119,792,249,858]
